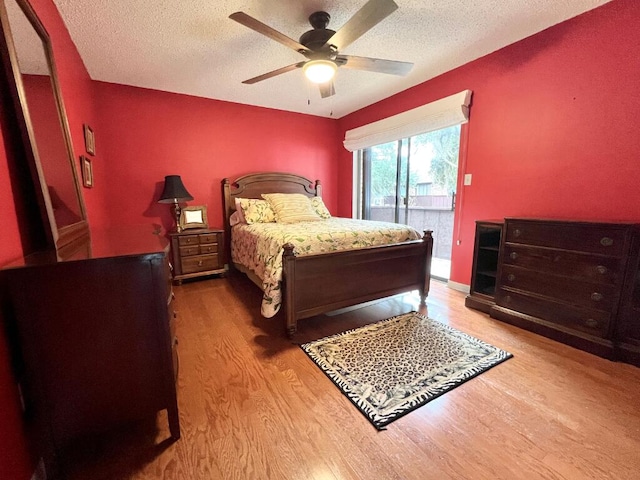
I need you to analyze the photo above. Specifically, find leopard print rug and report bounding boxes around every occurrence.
[301,311,513,429]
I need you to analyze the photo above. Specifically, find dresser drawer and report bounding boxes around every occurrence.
[496,288,611,337]
[178,234,200,246]
[179,245,200,257]
[505,221,627,256]
[199,233,219,244]
[502,244,623,285]
[499,265,618,313]
[181,254,220,274]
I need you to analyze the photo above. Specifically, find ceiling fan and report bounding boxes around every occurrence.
[229,0,413,98]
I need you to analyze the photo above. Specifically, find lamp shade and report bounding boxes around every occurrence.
[158,175,194,203]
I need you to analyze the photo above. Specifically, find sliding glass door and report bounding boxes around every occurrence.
[360,125,461,280]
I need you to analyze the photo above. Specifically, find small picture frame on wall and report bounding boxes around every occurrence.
[81,156,93,188]
[83,124,95,156]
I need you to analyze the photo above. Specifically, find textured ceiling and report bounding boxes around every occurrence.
[52,0,611,118]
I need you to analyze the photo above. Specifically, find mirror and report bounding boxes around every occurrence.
[0,0,89,257]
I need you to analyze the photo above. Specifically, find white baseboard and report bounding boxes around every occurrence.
[447,280,470,293]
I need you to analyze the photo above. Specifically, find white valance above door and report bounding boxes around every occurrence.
[343,90,473,152]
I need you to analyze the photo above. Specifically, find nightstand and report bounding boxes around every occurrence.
[168,228,227,284]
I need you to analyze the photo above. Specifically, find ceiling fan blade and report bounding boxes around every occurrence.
[323,0,398,52]
[318,81,336,98]
[230,12,310,54]
[242,62,306,84]
[337,55,413,76]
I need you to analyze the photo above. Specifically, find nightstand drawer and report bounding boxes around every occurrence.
[199,244,218,254]
[178,235,200,246]
[179,245,200,257]
[181,254,220,274]
[199,233,219,244]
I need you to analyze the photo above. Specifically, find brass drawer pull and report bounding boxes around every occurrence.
[591,292,603,302]
[595,265,608,275]
[507,274,515,282]
[510,252,518,260]
[513,229,522,237]
[585,318,598,328]
[198,260,203,267]
[503,295,512,304]
[600,237,613,247]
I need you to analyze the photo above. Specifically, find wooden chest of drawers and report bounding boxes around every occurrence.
[0,227,180,477]
[488,218,640,363]
[169,228,227,284]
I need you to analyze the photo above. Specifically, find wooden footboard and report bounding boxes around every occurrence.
[282,230,433,336]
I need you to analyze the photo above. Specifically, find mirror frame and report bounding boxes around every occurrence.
[0,0,89,259]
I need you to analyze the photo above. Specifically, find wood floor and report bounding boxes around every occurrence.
[66,272,640,480]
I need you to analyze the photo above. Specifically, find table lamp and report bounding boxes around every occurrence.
[158,175,194,232]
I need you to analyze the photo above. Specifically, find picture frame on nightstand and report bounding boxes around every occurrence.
[179,205,208,230]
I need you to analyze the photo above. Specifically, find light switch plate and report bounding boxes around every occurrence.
[463,174,472,186]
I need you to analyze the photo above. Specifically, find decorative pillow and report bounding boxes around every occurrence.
[234,197,247,224]
[262,193,322,224]
[237,198,276,224]
[229,210,242,226]
[310,196,331,219]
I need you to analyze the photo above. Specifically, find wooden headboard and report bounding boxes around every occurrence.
[221,172,322,259]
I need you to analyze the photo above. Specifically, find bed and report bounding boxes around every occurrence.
[222,172,434,336]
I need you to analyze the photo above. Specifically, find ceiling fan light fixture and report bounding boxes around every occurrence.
[303,60,337,84]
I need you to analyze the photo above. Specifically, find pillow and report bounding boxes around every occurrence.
[310,196,331,219]
[234,197,246,224]
[229,210,242,226]
[237,198,276,224]
[262,193,322,224]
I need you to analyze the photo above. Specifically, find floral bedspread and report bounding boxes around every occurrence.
[231,218,422,318]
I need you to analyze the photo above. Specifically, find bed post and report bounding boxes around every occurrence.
[315,179,322,197]
[421,230,434,304]
[221,178,232,270]
[282,243,297,337]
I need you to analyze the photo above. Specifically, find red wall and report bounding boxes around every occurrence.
[92,82,340,232]
[337,0,640,286]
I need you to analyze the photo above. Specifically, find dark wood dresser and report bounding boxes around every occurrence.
[168,228,227,284]
[0,226,180,478]
[483,218,640,366]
